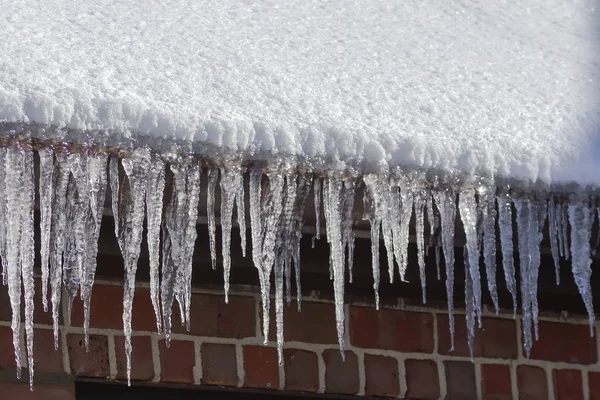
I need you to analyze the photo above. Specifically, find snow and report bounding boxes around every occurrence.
[1,0,599,185]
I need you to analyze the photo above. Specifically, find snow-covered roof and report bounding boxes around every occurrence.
[1,0,599,185]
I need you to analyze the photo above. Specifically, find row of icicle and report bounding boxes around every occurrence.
[0,143,597,389]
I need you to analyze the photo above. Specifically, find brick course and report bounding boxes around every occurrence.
[0,281,598,399]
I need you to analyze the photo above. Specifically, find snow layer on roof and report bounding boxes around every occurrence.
[1,0,599,185]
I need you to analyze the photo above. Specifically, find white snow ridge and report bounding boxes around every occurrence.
[1,0,599,389]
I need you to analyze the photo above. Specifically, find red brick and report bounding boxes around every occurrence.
[323,349,359,395]
[201,343,237,386]
[115,336,154,381]
[445,361,477,400]
[269,302,337,344]
[527,321,596,364]
[589,372,600,400]
[517,365,548,400]
[481,364,512,400]
[553,369,583,400]
[0,383,74,400]
[0,325,19,370]
[350,306,434,353]
[174,294,255,338]
[284,349,319,392]
[67,334,109,378]
[405,359,439,400]
[159,339,195,383]
[33,328,63,374]
[438,314,517,359]
[364,354,399,397]
[243,345,278,389]
[71,285,156,332]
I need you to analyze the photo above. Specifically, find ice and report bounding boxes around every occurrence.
[146,154,165,332]
[363,176,381,309]
[0,148,6,286]
[249,167,265,305]
[206,168,219,269]
[397,182,414,282]
[81,154,108,348]
[293,175,312,309]
[433,189,456,350]
[464,247,475,361]
[414,191,427,303]
[341,180,356,283]
[568,201,595,334]
[458,191,482,327]
[497,193,517,317]
[49,151,70,348]
[514,197,533,357]
[38,147,54,312]
[529,199,547,340]
[220,165,243,303]
[548,197,561,284]
[313,178,322,241]
[323,177,346,357]
[119,149,151,385]
[480,191,499,314]
[109,156,120,240]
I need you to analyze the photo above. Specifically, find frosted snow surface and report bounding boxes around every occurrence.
[1,0,600,184]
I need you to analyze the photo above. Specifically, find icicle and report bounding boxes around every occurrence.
[341,180,356,283]
[435,246,441,280]
[120,149,150,385]
[397,184,413,282]
[38,148,54,312]
[5,146,24,379]
[480,192,499,314]
[313,178,322,240]
[109,155,120,240]
[206,168,218,269]
[414,192,427,303]
[249,167,265,312]
[20,147,36,389]
[49,152,69,348]
[146,154,165,332]
[464,248,475,361]
[433,190,456,351]
[514,197,533,357]
[81,154,108,348]
[568,201,595,335]
[529,199,546,340]
[220,166,243,303]
[63,153,88,323]
[363,175,381,308]
[237,172,247,258]
[458,191,482,327]
[548,197,560,284]
[258,171,285,343]
[0,148,6,286]
[293,175,311,310]
[561,204,570,260]
[323,177,346,358]
[497,193,517,318]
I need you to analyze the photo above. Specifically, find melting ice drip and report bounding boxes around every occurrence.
[0,142,597,388]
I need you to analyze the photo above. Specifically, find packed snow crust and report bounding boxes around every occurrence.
[1,0,599,185]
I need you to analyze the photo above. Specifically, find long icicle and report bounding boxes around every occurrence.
[459,190,483,327]
[207,168,219,269]
[38,147,54,313]
[497,193,517,318]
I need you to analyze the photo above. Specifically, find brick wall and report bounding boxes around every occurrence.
[0,280,598,399]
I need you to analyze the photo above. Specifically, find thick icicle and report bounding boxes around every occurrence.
[293,176,311,310]
[20,147,36,389]
[38,147,54,312]
[81,154,108,348]
[5,146,25,379]
[497,193,517,317]
[109,156,120,240]
[433,190,456,350]
[259,172,285,343]
[561,204,570,260]
[459,191,482,327]
[49,152,69,348]
[514,198,533,357]
[323,177,346,358]
[341,180,356,283]
[206,168,218,269]
[397,184,413,282]
[0,148,6,286]
[146,154,165,332]
[120,149,150,385]
[481,192,499,314]
[568,201,595,334]
[236,172,247,258]
[220,166,243,303]
[248,167,265,313]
